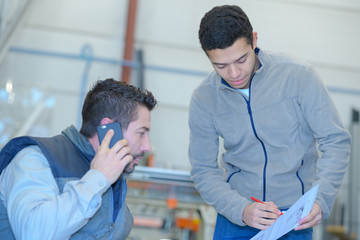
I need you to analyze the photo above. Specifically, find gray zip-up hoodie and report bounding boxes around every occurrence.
[188,48,351,226]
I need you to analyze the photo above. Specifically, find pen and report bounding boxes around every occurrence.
[251,196,265,204]
[250,196,283,215]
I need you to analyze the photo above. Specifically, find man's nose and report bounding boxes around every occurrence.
[141,136,152,152]
[229,64,240,78]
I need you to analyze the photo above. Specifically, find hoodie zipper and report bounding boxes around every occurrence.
[296,160,305,195]
[241,81,269,202]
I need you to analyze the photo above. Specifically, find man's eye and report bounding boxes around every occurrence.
[238,58,246,64]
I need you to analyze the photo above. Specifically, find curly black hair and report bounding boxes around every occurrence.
[199,5,253,53]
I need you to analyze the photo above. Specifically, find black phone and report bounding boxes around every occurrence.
[97,122,123,148]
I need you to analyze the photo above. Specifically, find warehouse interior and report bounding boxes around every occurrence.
[0,0,360,239]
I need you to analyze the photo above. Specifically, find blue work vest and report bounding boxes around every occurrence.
[0,135,133,239]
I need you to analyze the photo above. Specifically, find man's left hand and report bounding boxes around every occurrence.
[294,202,322,230]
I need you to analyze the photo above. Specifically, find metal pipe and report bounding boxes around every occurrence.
[8,46,360,97]
[121,0,137,84]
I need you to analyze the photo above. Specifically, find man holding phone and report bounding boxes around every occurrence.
[0,79,157,239]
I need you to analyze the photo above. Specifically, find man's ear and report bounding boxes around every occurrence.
[99,117,113,125]
[252,32,258,49]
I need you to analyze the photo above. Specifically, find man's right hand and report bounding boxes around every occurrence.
[243,201,282,230]
[90,129,133,184]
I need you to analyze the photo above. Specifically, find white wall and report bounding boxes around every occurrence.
[1,0,360,238]
[1,0,360,175]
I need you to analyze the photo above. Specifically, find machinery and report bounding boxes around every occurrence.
[126,166,216,240]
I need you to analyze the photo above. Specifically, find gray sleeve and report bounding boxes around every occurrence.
[298,66,351,219]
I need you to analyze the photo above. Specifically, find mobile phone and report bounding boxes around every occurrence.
[97,122,123,148]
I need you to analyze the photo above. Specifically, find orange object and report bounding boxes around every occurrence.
[127,181,152,189]
[166,197,178,209]
[175,217,200,232]
[147,153,154,167]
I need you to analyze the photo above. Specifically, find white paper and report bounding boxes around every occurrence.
[251,184,319,240]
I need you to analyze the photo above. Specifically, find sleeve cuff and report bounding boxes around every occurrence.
[80,169,111,196]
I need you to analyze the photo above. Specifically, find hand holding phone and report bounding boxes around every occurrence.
[93,121,132,184]
[97,122,123,148]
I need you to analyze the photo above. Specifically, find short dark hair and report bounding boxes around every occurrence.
[80,79,157,138]
[198,5,253,52]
